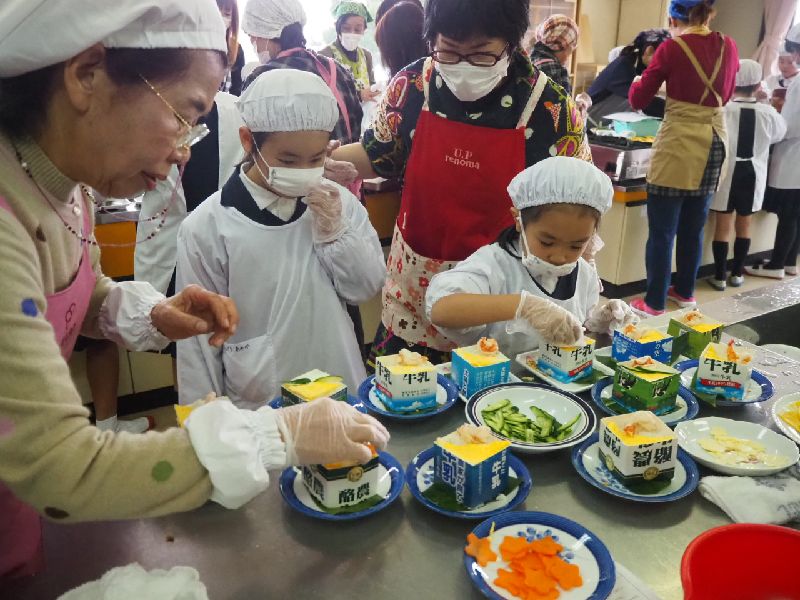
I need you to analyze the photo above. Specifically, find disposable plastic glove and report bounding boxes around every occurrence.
[584,299,639,336]
[274,397,390,466]
[305,182,347,243]
[513,290,583,346]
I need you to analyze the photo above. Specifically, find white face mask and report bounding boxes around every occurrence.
[436,55,510,102]
[518,217,578,291]
[340,33,363,52]
[252,146,324,198]
[258,49,272,64]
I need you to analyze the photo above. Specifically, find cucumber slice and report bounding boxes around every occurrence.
[557,413,582,436]
[484,399,512,413]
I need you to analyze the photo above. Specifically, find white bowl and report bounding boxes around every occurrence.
[675,417,799,476]
[771,393,800,446]
[465,383,596,454]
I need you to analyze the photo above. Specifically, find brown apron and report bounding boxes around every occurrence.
[647,34,729,191]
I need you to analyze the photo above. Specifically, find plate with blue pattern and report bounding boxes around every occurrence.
[278,451,404,521]
[674,359,774,407]
[357,374,459,420]
[571,433,699,502]
[268,394,368,414]
[464,511,616,599]
[590,377,699,425]
[405,447,532,520]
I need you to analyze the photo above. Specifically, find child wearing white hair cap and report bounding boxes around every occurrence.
[707,59,786,290]
[764,45,799,102]
[747,24,800,280]
[176,69,386,408]
[426,157,638,358]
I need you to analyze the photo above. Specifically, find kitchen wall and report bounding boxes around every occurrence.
[579,0,770,68]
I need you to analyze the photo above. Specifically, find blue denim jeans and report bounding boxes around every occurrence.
[644,192,713,311]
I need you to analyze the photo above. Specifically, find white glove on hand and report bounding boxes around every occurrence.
[581,233,605,269]
[274,397,390,466]
[513,290,583,346]
[305,182,347,243]
[584,299,639,336]
[575,92,593,120]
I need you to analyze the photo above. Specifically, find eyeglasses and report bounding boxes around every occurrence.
[431,44,509,67]
[139,74,210,151]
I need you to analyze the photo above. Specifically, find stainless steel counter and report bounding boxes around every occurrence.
[7,286,800,600]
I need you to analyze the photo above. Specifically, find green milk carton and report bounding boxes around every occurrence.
[613,356,680,416]
[667,310,723,360]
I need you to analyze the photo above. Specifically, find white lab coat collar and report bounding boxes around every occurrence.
[239,169,298,221]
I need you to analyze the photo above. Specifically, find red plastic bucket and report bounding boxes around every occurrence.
[681,523,800,600]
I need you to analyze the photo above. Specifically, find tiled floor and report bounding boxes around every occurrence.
[620,272,791,313]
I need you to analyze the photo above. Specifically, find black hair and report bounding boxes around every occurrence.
[424,0,529,48]
[279,22,306,50]
[335,14,368,37]
[0,47,225,139]
[620,29,671,74]
[376,0,423,23]
[786,40,800,56]
[735,84,759,96]
[376,1,427,76]
[497,204,601,257]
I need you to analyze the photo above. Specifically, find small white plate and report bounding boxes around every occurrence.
[465,383,596,454]
[572,434,699,502]
[515,349,614,394]
[771,393,800,446]
[675,417,799,476]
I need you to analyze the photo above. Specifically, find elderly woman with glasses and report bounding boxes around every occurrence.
[334,0,592,367]
[0,0,389,580]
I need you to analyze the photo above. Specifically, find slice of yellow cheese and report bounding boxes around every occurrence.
[606,421,674,445]
[436,440,511,465]
[637,330,668,343]
[691,323,721,333]
[780,401,800,432]
[174,404,194,427]
[284,381,342,401]
[457,350,507,368]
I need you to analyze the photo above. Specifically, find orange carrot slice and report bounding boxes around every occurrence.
[465,533,497,567]
[500,535,532,561]
[529,536,563,556]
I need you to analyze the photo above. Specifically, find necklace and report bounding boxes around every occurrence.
[14,145,181,249]
[15,147,97,247]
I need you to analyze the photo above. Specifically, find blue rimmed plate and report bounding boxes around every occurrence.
[465,511,616,599]
[405,448,532,520]
[571,433,699,503]
[278,451,404,521]
[674,359,774,407]
[268,394,368,414]
[590,377,699,426]
[357,374,459,420]
[465,383,597,454]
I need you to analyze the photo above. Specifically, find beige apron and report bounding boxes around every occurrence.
[647,34,729,191]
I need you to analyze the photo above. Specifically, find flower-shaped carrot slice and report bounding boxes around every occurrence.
[523,568,557,594]
[465,533,497,567]
[495,568,525,597]
[528,536,563,556]
[547,558,583,590]
[500,535,532,561]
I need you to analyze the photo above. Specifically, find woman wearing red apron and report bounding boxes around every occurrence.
[0,0,388,583]
[334,0,592,365]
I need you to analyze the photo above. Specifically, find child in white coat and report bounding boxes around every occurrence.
[426,157,637,359]
[177,69,386,408]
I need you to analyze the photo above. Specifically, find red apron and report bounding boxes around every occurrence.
[381,60,550,350]
[0,187,96,579]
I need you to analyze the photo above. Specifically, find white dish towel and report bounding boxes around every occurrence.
[699,464,800,524]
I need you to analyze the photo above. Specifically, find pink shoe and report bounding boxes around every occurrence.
[630,298,665,317]
[667,287,696,309]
